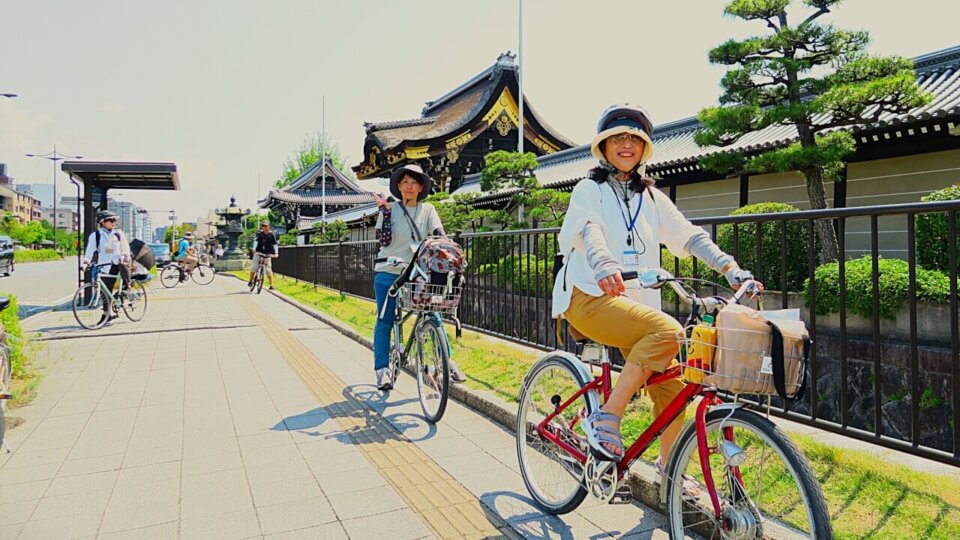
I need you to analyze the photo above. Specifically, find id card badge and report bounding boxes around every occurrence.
[622,249,642,270]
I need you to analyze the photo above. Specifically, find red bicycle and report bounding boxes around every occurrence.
[516,269,831,539]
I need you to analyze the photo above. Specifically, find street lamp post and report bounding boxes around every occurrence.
[26,145,82,249]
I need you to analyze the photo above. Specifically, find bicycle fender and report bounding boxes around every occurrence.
[521,351,602,416]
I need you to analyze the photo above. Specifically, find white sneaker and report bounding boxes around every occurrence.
[376,367,393,391]
[449,359,467,383]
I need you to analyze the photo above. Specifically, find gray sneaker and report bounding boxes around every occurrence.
[449,359,467,383]
[376,367,393,391]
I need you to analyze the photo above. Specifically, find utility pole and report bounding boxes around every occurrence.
[321,95,327,235]
[26,146,83,249]
[518,0,524,155]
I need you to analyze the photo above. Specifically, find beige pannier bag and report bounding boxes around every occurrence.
[704,304,810,399]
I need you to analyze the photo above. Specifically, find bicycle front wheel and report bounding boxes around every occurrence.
[160,266,181,288]
[254,269,264,294]
[665,407,832,540]
[516,354,591,515]
[191,264,215,285]
[122,280,148,322]
[73,284,109,330]
[413,316,449,423]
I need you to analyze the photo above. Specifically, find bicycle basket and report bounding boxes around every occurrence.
[679,304,809,399]
[398,281,464,315]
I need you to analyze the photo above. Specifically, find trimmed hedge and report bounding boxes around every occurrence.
[716,202,811,292]
[14,249,62,263]
[916,184,960,272]
[804,256,951,319]
[0,295,24,377]
[479,254,551,294]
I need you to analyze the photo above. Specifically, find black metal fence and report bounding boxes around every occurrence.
[276,200,960,467]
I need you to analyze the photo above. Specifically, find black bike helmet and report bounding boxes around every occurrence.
[97,210,119,224]
[590,103,655,163]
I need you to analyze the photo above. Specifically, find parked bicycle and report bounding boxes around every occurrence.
[72,263,149,330]
[516,269,831,539]
[379,254,463,423]
[0,296,12,450]
[159,260,215,288]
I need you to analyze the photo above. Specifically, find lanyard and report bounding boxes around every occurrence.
[610,182,643,247]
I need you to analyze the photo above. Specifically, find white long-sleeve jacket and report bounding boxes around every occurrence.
[83,227,131,266]
[552,177,709,317]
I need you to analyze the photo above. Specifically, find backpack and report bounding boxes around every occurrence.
[404,238,466,311]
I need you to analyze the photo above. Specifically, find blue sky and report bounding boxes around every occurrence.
[1,0,957,223]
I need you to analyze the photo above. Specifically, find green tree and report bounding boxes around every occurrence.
[480,151,540,225]
[316,219,349,243]
[163,223,196,244]
[525,189,571,228]
[275,133,355,189]
[694,0,931,262]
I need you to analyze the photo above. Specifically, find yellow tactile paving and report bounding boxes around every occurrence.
[238,296,517,539]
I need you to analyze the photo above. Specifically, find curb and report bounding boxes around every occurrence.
[234,275,669,515]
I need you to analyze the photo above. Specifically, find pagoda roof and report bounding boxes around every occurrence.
[260,190,376,207]
[283,159,364,193]
[354,52,575,178]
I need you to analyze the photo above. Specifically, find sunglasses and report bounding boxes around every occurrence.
[102,218,117,223]
[608,133,645,146]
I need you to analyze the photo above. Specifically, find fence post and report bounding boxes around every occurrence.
[338,241,345,294]
[313,245,318,289]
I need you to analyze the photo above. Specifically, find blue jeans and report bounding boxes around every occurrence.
[374,271,399,370]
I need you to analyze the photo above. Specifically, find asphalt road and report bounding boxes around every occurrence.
[0,258,82,318]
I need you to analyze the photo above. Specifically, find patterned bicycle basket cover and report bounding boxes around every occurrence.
[400,238,466,314]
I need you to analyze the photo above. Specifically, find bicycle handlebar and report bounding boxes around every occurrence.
[621,269,759,310]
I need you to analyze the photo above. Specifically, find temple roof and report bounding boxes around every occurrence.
[452,44,960,203]
[354,52,576,179]
[260,190,376,207]
[283,159,364,193]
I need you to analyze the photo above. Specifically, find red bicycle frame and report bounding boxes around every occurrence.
[535,355,732,518]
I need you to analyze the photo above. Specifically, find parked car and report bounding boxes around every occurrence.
[0,236,13,276]
[149,243,172,265]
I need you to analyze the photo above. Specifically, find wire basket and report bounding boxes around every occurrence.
[398,282,464,315]
[678,325,806,397]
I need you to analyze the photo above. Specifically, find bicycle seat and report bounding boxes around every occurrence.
[0,297,9,311]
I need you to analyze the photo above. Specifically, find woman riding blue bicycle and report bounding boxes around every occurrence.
[372,164,466,391]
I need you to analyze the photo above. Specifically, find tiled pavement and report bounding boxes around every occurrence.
[1,277,669,539]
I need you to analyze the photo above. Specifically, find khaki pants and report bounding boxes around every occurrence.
[179,255,198,273]
[565,287,685,418]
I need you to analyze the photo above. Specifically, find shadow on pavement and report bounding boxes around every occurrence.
[271,384,428,447]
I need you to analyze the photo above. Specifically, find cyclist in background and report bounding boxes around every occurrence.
[81,210,131,323]
[176,232,199,277]
[248,220,278,290]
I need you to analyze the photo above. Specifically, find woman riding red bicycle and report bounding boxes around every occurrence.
[553,104,757,468]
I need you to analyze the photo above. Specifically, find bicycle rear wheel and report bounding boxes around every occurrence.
[72,284,109,330]
[160,265,181,288]
[191,264,215,285]
[413,316,449,423]
[516,354,591,515]
[665,407,832,540]
[0,345,11,410]
[122,280,148,322]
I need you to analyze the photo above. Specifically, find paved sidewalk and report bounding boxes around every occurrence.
[0,277,669,539]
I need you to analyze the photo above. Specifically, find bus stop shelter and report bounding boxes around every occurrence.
[61,161,179,243]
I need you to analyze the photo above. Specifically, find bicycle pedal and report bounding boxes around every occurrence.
[609,485,633,504]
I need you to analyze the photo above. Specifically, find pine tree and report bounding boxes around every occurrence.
[695,0,931,262]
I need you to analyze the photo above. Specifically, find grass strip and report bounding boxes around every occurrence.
[257,273,960,539]
[14,249,63,264]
